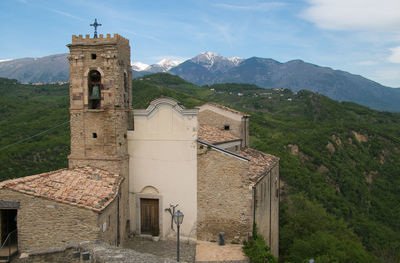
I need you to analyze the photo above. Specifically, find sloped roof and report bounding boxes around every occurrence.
[238,148,279,184]
[0,166,123,212]
[200,103,250,117]
[198,124,241,144]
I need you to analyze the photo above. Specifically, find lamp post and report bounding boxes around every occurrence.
[173,210,184,262]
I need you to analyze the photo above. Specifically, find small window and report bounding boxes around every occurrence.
[91,53,97,59]
[224,125,230,130]
[93,133,97,138]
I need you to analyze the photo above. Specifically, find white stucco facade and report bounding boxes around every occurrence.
[127,98,198,240]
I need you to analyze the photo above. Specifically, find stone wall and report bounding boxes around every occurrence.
[253,164,279,258]
[254,170,270,246]
[197,144,252,243]
[98,196,119,246]
[270,165,279,258]
[198,108,249,149]
[198,109,242,143]
[0,189,99,252]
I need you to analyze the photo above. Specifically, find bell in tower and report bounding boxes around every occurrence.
[88,70,101,109]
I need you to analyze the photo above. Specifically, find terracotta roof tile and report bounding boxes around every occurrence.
[0,166,123,212]
[198,124,241,144]
[201,103,250,117]
[239,148,279,184]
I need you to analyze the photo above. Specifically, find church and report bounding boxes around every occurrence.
[0,32,279,259]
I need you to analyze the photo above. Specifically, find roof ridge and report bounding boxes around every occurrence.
[0,168,69,188]
[201,102,250,117]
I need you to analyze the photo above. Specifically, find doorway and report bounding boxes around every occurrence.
[1,209,17,244]
[140,199,159,236]
[0,209,18,258]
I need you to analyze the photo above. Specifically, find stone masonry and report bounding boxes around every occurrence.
[253,165,279,257]
[197,144,253,243]
[198,103,249,148]
[0,189,99,252]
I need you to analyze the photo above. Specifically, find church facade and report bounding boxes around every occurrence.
[0,33,279,258]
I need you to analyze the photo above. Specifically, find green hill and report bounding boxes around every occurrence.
[0,73,399,262]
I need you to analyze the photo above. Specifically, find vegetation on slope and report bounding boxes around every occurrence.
[0,78,69,178]
[0,73,399,262]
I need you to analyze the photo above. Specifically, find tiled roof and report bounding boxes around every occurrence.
[239,148,279,184]
[0,166,123,212]
[198,124,241,144]
[201,103,250,117]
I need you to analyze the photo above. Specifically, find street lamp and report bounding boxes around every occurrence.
[173,210,184,262]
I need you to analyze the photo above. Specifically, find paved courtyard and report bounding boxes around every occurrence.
[195,241,249,263]
[124,237,248,263]
[124,236,196,263]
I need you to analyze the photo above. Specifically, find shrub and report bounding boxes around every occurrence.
[243,225,277,263]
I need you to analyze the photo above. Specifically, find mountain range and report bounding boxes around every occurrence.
[1,52,400,112]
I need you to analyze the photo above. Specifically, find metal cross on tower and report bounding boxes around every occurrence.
[90,18,102,38]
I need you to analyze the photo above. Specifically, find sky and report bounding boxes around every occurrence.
[1,0,400,87]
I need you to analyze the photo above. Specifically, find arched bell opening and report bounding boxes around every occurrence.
[88,70,102,109]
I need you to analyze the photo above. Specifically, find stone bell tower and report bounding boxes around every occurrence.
[67,33,133,243]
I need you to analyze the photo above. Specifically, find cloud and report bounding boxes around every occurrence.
[302,0,400,31]
[120,29,161,42]
[388,46,400,63]
[203,17,234,45]
[45,7,85,21]
[215,2,286,11]
[356,60,378,66]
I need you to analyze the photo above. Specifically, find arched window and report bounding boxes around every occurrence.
[88,70,101,109]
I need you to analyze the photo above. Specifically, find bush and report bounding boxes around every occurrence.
[243,226,277,263]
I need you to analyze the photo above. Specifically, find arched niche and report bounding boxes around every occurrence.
[140,186,159,194]
[88,70,102,109]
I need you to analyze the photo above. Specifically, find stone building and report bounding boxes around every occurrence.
[0,167,122,252]
[0,32,280,259]
[128,97,280,257]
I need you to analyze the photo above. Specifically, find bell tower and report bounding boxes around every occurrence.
[67,33,133,170]
[67,33,133,243]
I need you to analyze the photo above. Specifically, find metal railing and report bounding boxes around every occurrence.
[0,229,18,262]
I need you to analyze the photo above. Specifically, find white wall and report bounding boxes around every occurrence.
[128,98,198,240]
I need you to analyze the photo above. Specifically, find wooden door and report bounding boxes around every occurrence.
[140,199,159,236]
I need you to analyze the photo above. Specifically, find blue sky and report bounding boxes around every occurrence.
[1,0,400,87]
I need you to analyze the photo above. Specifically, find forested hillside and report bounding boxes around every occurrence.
[0,74,399,262]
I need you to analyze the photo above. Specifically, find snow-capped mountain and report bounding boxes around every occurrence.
[190,52,244,72]
[144,59,184,73]
[228,56,244,66]
[131,61,149,71]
